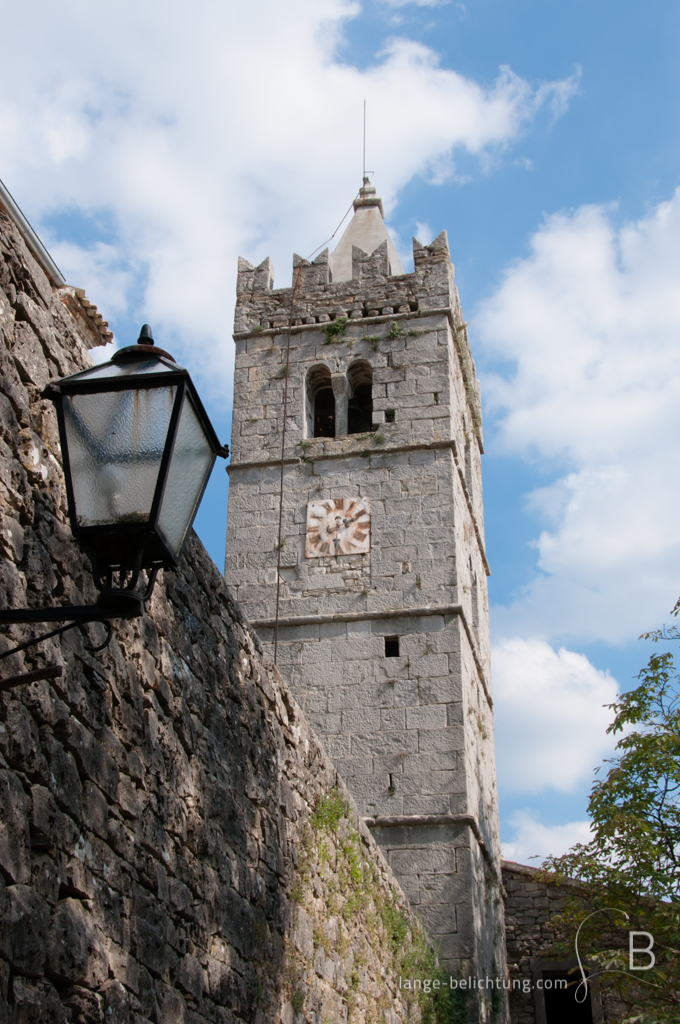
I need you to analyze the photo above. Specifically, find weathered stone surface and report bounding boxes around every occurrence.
[0,769,31,883]
[47,897,107,986]
[502,860,630,1024]
[29,784,60,850]
[0,884,50,974]
[226,183,505,1007]
[0,200,419,1024]
[11,977,68,1024]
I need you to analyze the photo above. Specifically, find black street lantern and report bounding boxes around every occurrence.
[0,326,228,655]
[45,324,227,576]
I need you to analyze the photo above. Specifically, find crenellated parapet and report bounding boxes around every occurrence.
[234,232,459,333]
[236,254,275,295]
[233,228,482,447]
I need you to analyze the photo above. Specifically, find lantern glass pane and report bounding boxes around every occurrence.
[63,386,177,527]
[157,394,215,558]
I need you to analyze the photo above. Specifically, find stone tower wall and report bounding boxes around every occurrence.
[226,227,506,1004]
[0,203,424,1024]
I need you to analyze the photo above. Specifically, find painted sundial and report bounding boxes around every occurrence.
[305,497,370,557]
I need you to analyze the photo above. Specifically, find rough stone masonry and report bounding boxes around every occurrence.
[225,180,507,1006]
[0,198,429,1023]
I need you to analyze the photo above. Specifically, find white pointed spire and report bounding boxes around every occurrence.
[330,178,403,282]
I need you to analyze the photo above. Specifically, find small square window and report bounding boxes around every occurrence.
[385,636,400,657]
[385,409,396,423]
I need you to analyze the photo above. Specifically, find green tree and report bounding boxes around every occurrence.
[543,642,680,1022]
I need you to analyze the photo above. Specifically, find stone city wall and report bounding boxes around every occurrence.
[0,204,432,1023]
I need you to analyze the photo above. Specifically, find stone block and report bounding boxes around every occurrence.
[131,893,169,975]
[12,322,51,391]
[29,784,61,852]
[419,872,470,906]
[333,756,373,778]
[0,884,49,974]
[341,709,381,733]
[350,731,419,758]
[0,769,30,883]
[46,898,107,987]
[390,847,454,876]
[418,902,459,935]
[402,794,452,816]
[326,685,364,712]
[307,711,341,735]
[40,731,84,821]
[82,781,108,839]
[156,982,187,1024]
[0,700,47,779]
[291,905,314,959]
[406,705,447,730]
[178,951,205,999]
[416,727,461,753]
[380,708,406,731]
[11,977,68,1023]
[417,675,462,704]
[408,654,450,678]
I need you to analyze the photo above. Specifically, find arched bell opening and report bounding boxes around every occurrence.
[306,365,335,438]
[347,361,374,435]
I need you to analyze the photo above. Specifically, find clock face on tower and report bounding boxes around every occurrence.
[305,498,370,557]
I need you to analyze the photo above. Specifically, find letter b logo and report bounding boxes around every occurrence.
[629,931,655,970]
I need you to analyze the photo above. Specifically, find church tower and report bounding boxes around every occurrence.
[225,180,506,1004]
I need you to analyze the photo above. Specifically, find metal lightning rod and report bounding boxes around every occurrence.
[363,99,366,181]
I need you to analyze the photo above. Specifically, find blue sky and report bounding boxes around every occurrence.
[2,0,680,861]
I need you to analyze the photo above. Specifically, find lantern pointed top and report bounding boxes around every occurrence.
[113,325,175,364]
[138,324,154,344]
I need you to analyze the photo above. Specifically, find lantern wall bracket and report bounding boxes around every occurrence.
[0,564,160,660]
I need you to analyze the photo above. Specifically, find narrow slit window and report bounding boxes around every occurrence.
[385,409,395,423]
[385,636,400,658]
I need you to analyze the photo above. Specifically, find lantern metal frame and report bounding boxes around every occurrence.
[0,327,228,656]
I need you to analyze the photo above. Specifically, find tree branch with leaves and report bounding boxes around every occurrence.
[543,634,680,1022]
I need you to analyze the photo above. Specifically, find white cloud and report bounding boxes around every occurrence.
[380,0,450,8]
[480,194,680,644]
[501,809,592,864]
[45,239,135,318]
[492,637,618,793]
[415,220,435,244]
[0,0,574,405]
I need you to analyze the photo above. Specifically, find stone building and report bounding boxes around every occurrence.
[0,181,436,1024]
[502,861,607,1024]
[0,170,618,1023]
[225,180,506,998]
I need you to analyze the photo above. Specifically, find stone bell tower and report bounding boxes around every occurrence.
[225,180,506,1007]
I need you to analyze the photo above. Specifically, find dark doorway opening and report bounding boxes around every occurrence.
[314,388,335,437]
[542,971,593,1024]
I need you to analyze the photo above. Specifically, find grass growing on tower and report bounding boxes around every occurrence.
[290,788,468,1023]
[323,317,348,343]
